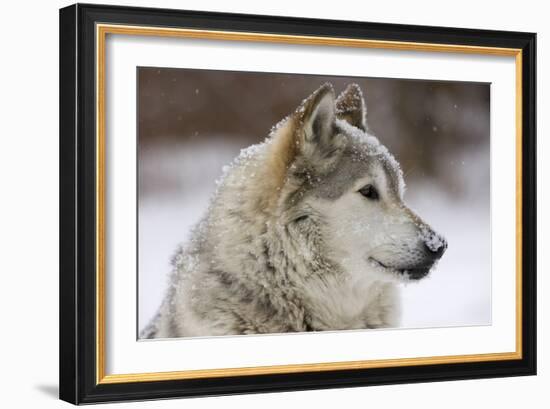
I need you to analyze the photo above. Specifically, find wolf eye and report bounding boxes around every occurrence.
[358,184,379,200]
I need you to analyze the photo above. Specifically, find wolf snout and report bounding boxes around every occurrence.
[422,230,447,260]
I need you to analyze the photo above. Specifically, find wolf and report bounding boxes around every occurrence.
[141,83,447,338]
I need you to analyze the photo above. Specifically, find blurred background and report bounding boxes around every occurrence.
[138,67,491,334]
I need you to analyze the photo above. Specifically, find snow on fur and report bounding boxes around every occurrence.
[141,83,446,339]
[336,118,406,197]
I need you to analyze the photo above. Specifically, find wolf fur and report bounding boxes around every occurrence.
[141,83,447,338]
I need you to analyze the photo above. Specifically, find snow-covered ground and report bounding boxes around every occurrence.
[400,188,490,328]
[138,140,491,333]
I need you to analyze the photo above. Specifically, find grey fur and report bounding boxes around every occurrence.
[141,83,447,339]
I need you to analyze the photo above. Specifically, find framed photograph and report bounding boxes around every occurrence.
[59,3,536,404]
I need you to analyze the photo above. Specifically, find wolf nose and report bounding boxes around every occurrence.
[423,233,447,259]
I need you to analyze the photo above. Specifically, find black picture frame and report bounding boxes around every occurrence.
[59,3,536,405]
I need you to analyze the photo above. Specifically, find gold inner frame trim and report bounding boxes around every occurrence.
[95,23,523,385]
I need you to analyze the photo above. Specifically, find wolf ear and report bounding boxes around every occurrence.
[293,83,345,173]
[298,83,336,145]
[335,83,367,131]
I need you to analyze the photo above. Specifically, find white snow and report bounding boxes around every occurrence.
[419,225,445,253]
[400,185,491,328]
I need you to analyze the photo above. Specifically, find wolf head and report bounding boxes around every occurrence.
[210,83,446,286]
[252,83,448,282]
[167,83,450,335]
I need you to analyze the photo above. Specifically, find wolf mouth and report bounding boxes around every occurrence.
[368,257,431,280]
